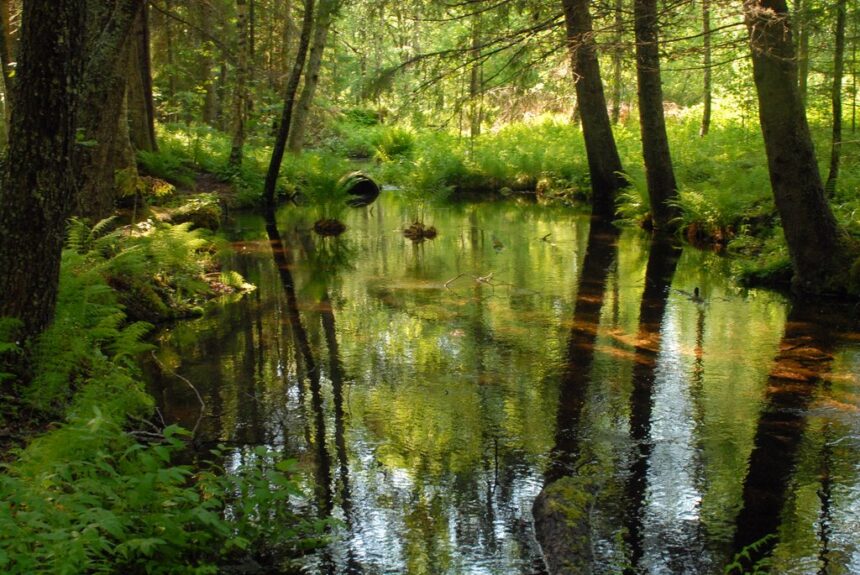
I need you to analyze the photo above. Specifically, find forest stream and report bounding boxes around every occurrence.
[146,196,860,575]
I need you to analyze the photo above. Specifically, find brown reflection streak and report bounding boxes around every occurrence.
[728,308,837,573]
[623,235,682,574]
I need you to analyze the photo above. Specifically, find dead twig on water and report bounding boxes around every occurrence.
[150,350,206,439]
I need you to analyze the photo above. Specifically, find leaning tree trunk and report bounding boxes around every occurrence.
[826,0,847,195]
[127,5,157,153]
[287,0,337,153]
[744,0,850,293]
[75,0,145,221]
[0,0,85,342]
[262,0,316,211]
[562,0,627,219]
[633,0,679,229]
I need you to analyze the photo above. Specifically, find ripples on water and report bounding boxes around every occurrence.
[148,196,860,574]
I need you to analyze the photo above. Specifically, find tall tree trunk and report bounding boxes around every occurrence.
[0,0,16,137]
[164,0,177,115]
[127,6,157,152]
[611,0,624,124]
[826,0,847,194]
[633,0,679,229]
[795,0,810,105]
[744,0,850,294]
[468,13,482,138]
[287,0,337,153]
[200,1,219,127]
[262,0,316,211]
[75,0,145,221]
[0,0,85,342]
[229,0,250,168]
[701,0,712,136]
[562,0,627,218]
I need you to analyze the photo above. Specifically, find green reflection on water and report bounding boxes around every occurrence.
[148,194,860,575]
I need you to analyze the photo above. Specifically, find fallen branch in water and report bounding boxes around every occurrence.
[150,350,206,439]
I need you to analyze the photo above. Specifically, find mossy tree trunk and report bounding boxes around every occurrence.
[562,0,626,219]
[75,0,144,221]
[0,0,85,341]
[127,5,157,153]
[287,0,338,153]
[263,0,316,211]
[744,0,851,294]
[633,0,679,229]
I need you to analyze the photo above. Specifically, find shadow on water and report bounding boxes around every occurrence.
[532,217,621,573]
[728,303,839,573]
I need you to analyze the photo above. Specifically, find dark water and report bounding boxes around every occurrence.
[148,196,860,574]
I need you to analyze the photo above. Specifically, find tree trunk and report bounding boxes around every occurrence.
[701,0,712,136]
[0,0,85,342]
[229,0,250,168]
[795,0,810,105]
[200,1,218,126]
[611,0,624,124]
[744,0,849,293]
[126,6,157,153]
[562,0,627,219]
[0,0,16,136]
[287,0,337,153]
[826,0,847,194]
[75,0,145,222]
[164,0,177,115]
[633,0,679,229]
[468,13,482,138]
[262,0,316,211]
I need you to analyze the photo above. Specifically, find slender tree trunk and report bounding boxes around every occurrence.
[633,0,679,229]
[262,0,316,211]
[127,6,157,152]
[229,0,250,168]
[795,0,810,104]
[701,0,712,136]
[0,0,16,135]
[611,0,624,124]
[468,13,482,138]
[75,0,145,221]
[744,0,849,293]
[0,0,85,342]
[200,1,218,127]
[287,0,337,153]
[164,0,177,115]
[562,0,627,218]
[826,0,847,194]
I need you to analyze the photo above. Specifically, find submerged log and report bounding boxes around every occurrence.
[533,476,594,575]
[338,171,380,207]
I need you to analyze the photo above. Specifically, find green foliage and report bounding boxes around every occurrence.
[138,149,196,189]
[374,127,416,161]
[724,534,776,575]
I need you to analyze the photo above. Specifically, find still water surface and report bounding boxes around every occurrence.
[148,196,860,574]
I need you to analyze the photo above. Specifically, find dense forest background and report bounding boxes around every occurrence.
[0,0,859,573]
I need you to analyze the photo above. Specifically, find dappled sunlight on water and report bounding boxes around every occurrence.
[147,195,860,574]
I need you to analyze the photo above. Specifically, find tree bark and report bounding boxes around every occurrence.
[200,1,219,127]
[826,0,847,194]
[287,0,337,153]
[468,13,483,138]
[75,0,144,221]
[0,0,16,136]
[744,0,849,293]
[563,0,627,219]
[794,0,810,105]
[611,0,624,124]
[229,0,250,168]
[633,0,679,229]
[0,0,85,341]
[127,5,157,153]
[701,0,712,136]
[262,0,316,211]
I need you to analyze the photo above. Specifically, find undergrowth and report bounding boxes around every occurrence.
[0,224,323,574]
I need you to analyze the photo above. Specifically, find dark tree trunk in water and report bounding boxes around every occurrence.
[262,0,316,211]
[562,0,626,218]
[0,0,84,341]
[127,6,157,152]
[76,0,145,221]
[826,0,847,194]
[633,0,679,229]
[744,0,850,293]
